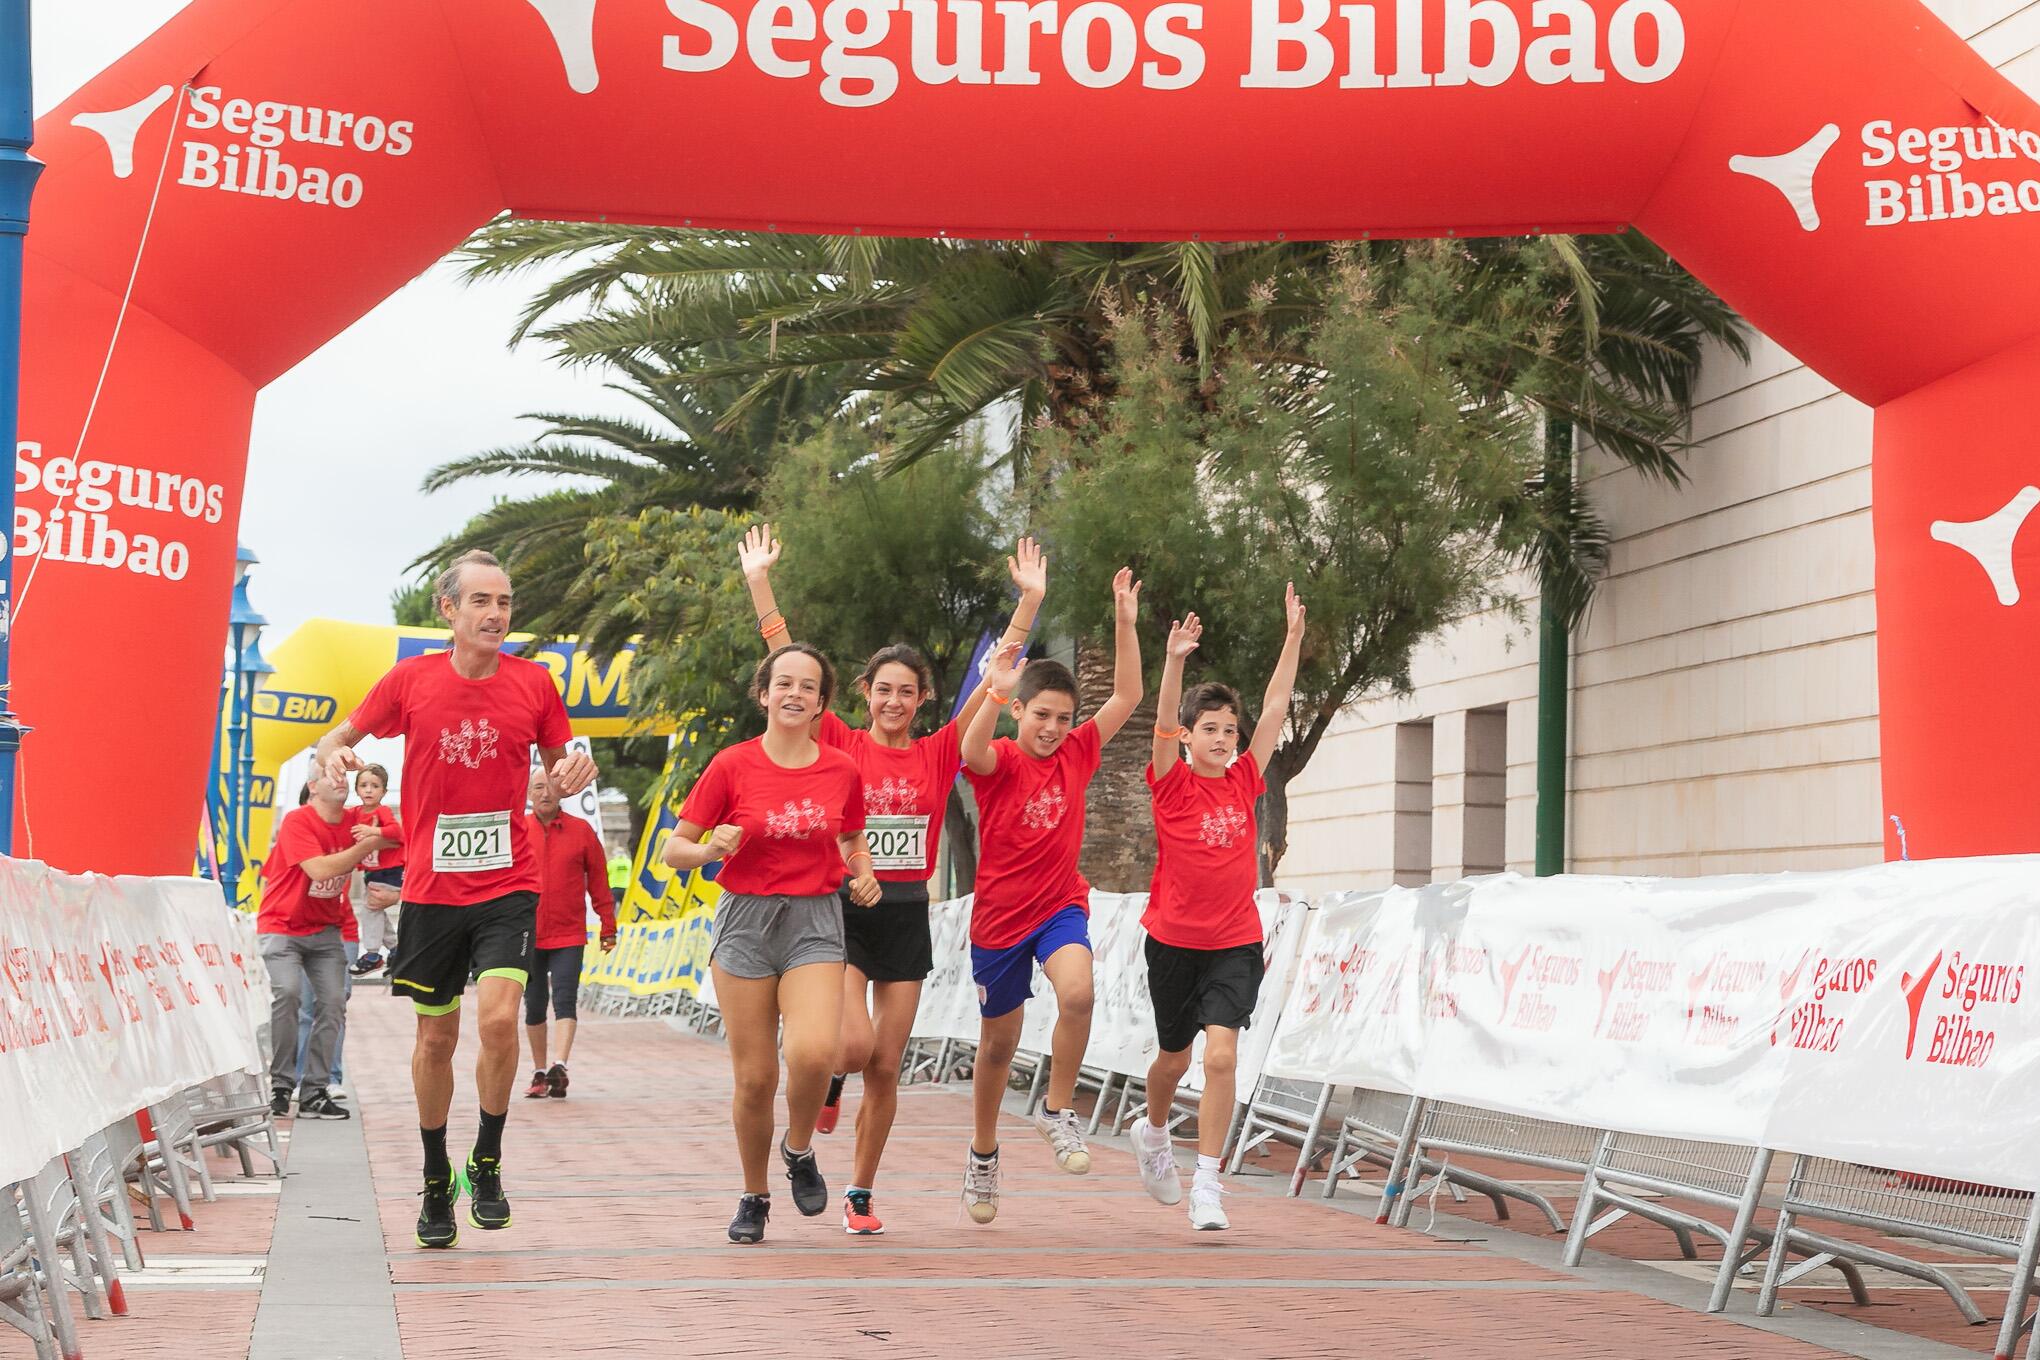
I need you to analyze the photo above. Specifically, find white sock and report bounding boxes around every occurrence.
[1196,1155,1221,1181]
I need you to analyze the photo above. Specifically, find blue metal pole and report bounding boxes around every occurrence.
[224,644,246,901]
[0,1,43,858]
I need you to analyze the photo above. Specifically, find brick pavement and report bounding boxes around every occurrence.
[9,995,1988,1360]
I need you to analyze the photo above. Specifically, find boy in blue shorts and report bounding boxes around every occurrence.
[957,568,1143,1224]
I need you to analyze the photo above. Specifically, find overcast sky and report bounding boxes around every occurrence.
[32,1,624,645]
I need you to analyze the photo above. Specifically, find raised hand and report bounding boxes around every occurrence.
[985,638,1027,694]
[706,824,743,860]
[1167,613,1203,660]
[738,522,782,580]
[1284,581,1307,640]
[1112,567,1143,627]
[549,749,599,797]
[1008,536,1048,599]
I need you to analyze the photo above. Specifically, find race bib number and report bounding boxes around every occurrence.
[866,815,929,872]
[432,811,512,874]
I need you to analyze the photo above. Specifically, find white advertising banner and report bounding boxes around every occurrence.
[0,863,266,1188]
[1183,892,1311,1097]
[912,894,980,1045]
[1257,861,2040,1193]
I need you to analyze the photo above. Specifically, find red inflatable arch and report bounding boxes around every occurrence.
[19,0,2040,874]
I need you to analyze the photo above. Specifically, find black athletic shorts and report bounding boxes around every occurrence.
[840,880,933,983]
[1145,936,1265,1054]
[524,944,585,1025]
[388,892,537,1012]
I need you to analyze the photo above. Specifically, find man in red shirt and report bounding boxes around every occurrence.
[259,762,390,1121]
[523,769,618,1100]
[314,549,598,1250]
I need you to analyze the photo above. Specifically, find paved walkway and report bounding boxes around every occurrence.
[11,996,2008,1359]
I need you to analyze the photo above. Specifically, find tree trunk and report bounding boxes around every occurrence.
[944,781,979,898]
[1256,779,1291,888]
[1074,634,1157,893]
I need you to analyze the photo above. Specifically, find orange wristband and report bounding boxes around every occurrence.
[1154,724,1188,740]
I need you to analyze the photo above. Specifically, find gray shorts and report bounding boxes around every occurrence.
[711,893,845,978]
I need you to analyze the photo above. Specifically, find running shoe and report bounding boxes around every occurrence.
[816,1073,845,1134]
[462,1155,512,1230]
[1130,1119,1182,1205]
[729,1192,770,1244]
[269,1089,290,1118]
[961,1148,1000,1225]
[782,1140,828,1216]
[1188,1176,1230,1231]
[416,1174,459,1249]
[296,1091,350,1120]
[843,1189,884,1236]
[524,1069,548,1099]
[1031,1107,1092,1175]
[349,951,383,976]
[545,1063,569,1099]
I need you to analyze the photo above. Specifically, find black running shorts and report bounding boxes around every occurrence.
[1144,936,1265,1054]
[388,892,538,1012]
[840,880,933,983]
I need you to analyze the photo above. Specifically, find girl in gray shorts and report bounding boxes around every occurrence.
[665,641,881,1245]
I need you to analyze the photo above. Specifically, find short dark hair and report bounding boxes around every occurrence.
[753,642,837,710]
[860,644,936,706]
[1182,682,1244,731]
[356,763,389,788]
[1015,658,1077,707]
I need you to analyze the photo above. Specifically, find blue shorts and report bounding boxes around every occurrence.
[970,905,1091,1019]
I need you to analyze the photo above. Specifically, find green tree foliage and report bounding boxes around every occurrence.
[1035,246,1541,883]
[390,578,438,628]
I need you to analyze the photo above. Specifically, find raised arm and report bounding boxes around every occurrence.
[962,639,1026,776]
[738,522,790,650]
[663,819,741,872]
[955,537,1048,734]
[1091,568,1145,747]
[1151,613,1202,778]
[1248,583,1306,773]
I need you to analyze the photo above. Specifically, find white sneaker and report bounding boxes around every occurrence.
[1189,1176,1229,1230]
[1130,1120,1182,1205]
[962,1150,1000,1225]
[1032,1108,1092,1175]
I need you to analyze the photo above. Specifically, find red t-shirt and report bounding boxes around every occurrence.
[964,722,1103,949]
[353,804,405,871]
[258,805,357,937]
[678,738,866,898]
[526,812,619,949]
[1145,754,1267,950]
[349,652,572,907]
[819,710,962,885]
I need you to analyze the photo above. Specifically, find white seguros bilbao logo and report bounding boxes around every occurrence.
[1733,118,2040,233]
[72,84,415,209]
[527,0,1687,103]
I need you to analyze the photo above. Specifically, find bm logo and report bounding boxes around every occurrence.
[252,690,338,724]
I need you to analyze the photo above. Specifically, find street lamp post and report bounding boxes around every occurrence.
[224,553,266,904]
[0,1,44,859]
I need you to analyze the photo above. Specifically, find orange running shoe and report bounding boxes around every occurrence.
[843,1189,884,1235]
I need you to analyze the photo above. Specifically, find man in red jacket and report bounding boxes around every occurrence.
[524,769,617,1099]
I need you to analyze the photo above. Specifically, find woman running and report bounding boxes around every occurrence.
[664,642,882,1244]
[738,524,1046,1236]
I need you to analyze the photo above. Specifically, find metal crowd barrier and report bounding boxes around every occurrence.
[1320,1088,1492,1220]
[1758,1157,2040,1358]
[1382,1100,1601,1232]
[1228,1077,1340,1195]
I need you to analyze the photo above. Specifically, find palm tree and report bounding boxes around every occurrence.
[411,351,841,638]
[452,221,1746,889]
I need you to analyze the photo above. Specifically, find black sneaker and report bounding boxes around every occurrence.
[729,1192,770,1244]
[782,1139,828,1216]
[269,1090,290,1118]
[545,1063,569,1099]
[462,1155,511,1230]
[296,1091,350,1120]
[416,1173,459,1249]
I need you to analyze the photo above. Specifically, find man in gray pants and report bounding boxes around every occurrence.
[256,763,389,1119]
